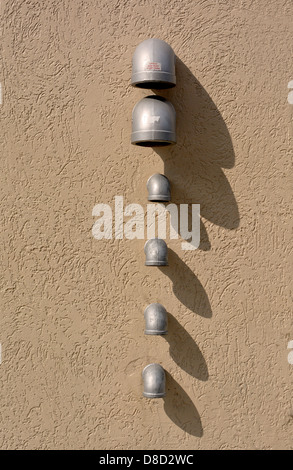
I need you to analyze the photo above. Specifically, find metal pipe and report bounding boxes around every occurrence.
[144,238,168,266]
[131,96,176,147]
[142,363,166,398]
[131,38,176,89]
[144,303,168,335]
[147,173,171,202]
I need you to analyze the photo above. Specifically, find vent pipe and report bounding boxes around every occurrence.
[144,303,168,335]
[144,238,168,266]
[142,364,166,398]
[131,38,176,89]
[131,96,176,147]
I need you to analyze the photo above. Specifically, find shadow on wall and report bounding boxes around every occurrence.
[149,57,238,438]
[159,249,212,318]
[153,57,240,251]
[164,372,203,437]
[164,313,208,381]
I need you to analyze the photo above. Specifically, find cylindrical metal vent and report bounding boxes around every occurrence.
[131,38,176,89]
[144,238,168,266]
[144,303,168,335]
[147,173,171,202]
[131,96,176,147]
[142,363,166,398]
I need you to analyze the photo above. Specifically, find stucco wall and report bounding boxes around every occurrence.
[0,0,292,450]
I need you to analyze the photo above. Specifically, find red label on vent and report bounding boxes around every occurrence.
[145,62,161,71]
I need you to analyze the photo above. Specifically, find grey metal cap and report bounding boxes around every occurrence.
[131,38,176,89]
[144,303,168,335]
[147,173,171,202]
[131,96,176,147]
[142,363,166,398]
[144,238,168,266]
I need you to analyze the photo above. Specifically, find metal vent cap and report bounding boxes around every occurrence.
[144,238,168,266]
[147,173,171,202]
[144,303,168,335]
[142,363,166,398]
[131,38,176,89]
[131,96,176,147]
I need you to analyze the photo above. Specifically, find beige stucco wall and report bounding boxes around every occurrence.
[0,0,292,450]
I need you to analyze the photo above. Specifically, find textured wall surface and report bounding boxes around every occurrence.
[0,0,292,450]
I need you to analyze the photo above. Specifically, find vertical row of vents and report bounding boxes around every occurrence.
[130,38,177,399]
